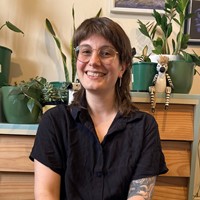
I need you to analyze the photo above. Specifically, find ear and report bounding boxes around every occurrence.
[119,64,126,77]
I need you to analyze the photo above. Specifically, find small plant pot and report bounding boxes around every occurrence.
[168,60,195,93]
[0,88,6,122]
[132,62,157,92]
[1,86,42,124]
[0,46,12,87]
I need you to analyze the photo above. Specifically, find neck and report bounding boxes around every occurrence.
[86,90,117,116]
[86,90,118,143]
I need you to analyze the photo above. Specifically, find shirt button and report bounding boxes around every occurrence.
[95,171,103,177]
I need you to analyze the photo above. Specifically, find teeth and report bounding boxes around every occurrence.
[87,71,104,77]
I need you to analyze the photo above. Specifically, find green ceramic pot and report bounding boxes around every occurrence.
[168,60,195,93]
[0,88,6,122]
[0,46,12,87]
[1,86,41,124]
[132,62,157,92]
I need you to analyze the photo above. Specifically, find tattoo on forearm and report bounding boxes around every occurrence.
[127,176,156,200]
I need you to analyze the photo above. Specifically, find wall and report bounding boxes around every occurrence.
[0,0,200,93]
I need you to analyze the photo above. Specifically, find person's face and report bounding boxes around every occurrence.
[76,34,126,94]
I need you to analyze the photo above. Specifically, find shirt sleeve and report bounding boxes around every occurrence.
[29,107,67,175]
[132,113,168,180]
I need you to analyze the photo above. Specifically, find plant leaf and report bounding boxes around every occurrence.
[96,8,102,17]
[45,18,70,82]
[45,18,56,36]
[6,21,24,35]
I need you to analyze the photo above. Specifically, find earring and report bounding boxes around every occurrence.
[119,77,122,87]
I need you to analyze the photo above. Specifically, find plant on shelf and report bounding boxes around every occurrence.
[181,51,200,75]
[1,76,46,124]
[132,46,157,92]
[41,81,70,105]
[0,21,24,87]
[136,0,200,93]
[137,0,190,55]
[45,6,102,83]
[137,0,200,63]
[133,45,151,62]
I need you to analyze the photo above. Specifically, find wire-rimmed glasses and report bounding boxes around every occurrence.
[74,45,118,65]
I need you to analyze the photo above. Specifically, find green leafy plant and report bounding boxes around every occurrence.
[0,21,24,36]
[137,0,200,73]
[137,0,191,55]
[45,7,102,83]
[41,81,70,104]
[180,51,200,75]
[11,76,46,112]
[2,77,46,123]
[134,45,151,62]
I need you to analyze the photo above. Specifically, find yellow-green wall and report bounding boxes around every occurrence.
[0,0,199,93]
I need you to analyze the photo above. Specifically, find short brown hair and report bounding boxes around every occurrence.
[71,17,138,115]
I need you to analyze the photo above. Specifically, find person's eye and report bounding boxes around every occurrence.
[81,48,92,56]
[100,49,114,57]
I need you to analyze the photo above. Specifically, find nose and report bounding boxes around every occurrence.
[160,66,166,73]
[88,50,101,65]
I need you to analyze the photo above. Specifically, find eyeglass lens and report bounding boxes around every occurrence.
[75,45,118,64]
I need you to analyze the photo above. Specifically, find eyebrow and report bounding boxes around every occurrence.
[79,44,116,49]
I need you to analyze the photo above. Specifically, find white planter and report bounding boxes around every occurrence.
[150,54,182,63]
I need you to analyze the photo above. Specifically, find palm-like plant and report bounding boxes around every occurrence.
[45,7,102,83]
[137,0,192,55]
[137,0,200,73]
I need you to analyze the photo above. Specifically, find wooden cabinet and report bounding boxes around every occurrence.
[0,125,36,200]
[0,93,200,200]
[132,93,200,200]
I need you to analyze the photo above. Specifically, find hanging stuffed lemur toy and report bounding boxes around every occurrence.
[149,55,174,112]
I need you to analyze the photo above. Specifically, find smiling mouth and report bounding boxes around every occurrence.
[86,71,105,77]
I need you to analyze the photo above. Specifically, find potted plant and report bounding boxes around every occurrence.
[1,76,45,124]
[45,7,102,83]
[41,80,71,113]
[137,0,200,93]
[0,21,24,87]
[132,45,157,92]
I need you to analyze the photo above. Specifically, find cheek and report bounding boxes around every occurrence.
[76,62,87,80]
[76,61,86,72]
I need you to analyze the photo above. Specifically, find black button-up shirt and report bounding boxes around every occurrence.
[30,104,168,200]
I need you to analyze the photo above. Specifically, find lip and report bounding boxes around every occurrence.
[85,70,106,77]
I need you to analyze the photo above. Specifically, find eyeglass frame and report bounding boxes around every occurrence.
[74,44,119,64]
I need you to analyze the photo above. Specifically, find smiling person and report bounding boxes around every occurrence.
[30,17,168,200]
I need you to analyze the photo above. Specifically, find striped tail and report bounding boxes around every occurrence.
[165,87,172,110]
[149,86,156,113]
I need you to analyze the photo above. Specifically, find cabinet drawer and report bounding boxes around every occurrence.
[153,176,188,200]
[161,141,191,177]
[0,135,34,172]
[134,103,194,141]
[0,172,34,200]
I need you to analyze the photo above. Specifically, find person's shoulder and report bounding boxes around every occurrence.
[44,104,67,113]
[129,110,155,120]
[42,104,70,119]
[125,110,157,126]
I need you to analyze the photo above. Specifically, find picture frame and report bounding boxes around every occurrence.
[110,0,165,15]
[185,0,200,45]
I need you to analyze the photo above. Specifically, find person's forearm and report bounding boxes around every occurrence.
[127,176,156,200]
